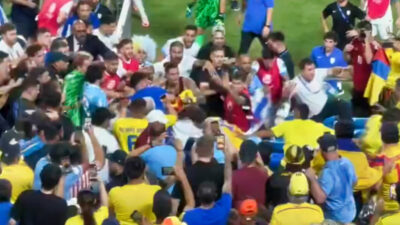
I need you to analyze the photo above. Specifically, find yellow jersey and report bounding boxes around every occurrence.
[0,162,33,203]
[386,48,400,90]
[65,206,108,225]
[270,202,324,225]
[376,211,400,225]
[109,183,161,225]
[272,119,333,151]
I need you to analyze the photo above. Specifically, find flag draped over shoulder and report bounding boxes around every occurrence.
[363,48,391,106]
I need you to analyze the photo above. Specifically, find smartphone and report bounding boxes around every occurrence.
[89,163,97,181]
[84,117,92,131]
[131,210,143,223]
[216,134,225,150]
[161,167,174,176]
[90,181,100,194]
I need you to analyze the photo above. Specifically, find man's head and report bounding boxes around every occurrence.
[356,20,372,40]
[73,51,93,73]
[76,0,93,21]
[73,20,88,43]
[288,172,309,203]
[99,15,117,36]
[0,131,21,165]
[334,120,355,139]
[40,163,62,191]
[197,181,218,205]
[293,104,309,120]
[299,58,316,82]
[38,121,62,144]
[85,62,105,84]
[130,72,150,91]
[107,150,127,177]
[261,48,275,69]
[323,32,338,53]
[231,70,247,93]
[117,39,134,59]
[129,98,148,118]
[124,156,146,181]
[48,142,71,168]
[183,25,197,48]
[50,37,69,54]
[26,44,45,67]
[21,77,40,102]
[210,46,225,68]
[212,27,226,47]
[0,23,17,46]
[169,41,184,64]
[153,190,172,222]
[149,122,167,144]
[267,31,285,53]
[381,122,399,145]
[36,28,52,49]
[92,107,115,128]
[164,62,180,84]
[28,67,51,84]
[195,135,215,159]
[39,85,62,109]
[318,133,339,161]
[239,140,258,166]
[238,55,252,74]
[104,51,119,74]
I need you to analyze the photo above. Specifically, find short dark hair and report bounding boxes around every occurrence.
[148,122,166,138]
[26,44,44,57]
[21,76,39,91]
[231,69,247,82]
[298,58,315,70]
[103,51,119,61]
[197,181,218,205]
[39,85,62,108]
[0,179,11,202]
[153,190,172,221]
[28,67,48,81]
[323,31,338,42]
[335,120,355,138]
[129,72,148,89]
[178,105,206,124]
[210,46,224,55]
[268,31,285,42]
[76,0,92,11]
[40,163,62,190]
[262,47,274,59]
[38,121,62,142]
[100,15,116,25]
[185,25,197,32]
[0,23,16,35]
[129,98,147,115]
[382,108,400,123]
[294,103,309,119]
[239,140,258,164]
[170,41,184,50]
[48,142,71,164]
[85,63,106,83]
[50,38,68,52]
[356,20,372,31]
[117,39,132,50]
[195,135,215,158]
[124,156,146,180]
[164,62,178,74]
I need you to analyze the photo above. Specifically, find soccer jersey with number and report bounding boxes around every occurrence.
[113,118,148,153]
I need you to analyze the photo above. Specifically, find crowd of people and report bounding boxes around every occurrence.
[1,0,400,224]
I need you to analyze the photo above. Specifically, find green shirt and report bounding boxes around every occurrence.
[63,70,85,127]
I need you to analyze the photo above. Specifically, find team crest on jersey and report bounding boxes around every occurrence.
[262,74,272,85]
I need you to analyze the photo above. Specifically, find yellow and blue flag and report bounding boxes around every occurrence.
[364,48,391,106]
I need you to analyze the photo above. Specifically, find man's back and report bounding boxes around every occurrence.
[265,171,291,207]
[141,145,177,179]
[113,117,149,153]
[0,162,33,203]
[109,183,161,225]
[270,202,324,225]
[11,190,67,225]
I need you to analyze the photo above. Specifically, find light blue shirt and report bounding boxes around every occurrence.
[319,158,357,223]
[83,82,108,116]
[141,145,177,180]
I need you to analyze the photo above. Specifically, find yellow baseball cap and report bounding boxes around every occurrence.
[289,172,309,196]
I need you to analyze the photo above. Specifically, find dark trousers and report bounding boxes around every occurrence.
[311,96,341,122]
[352,90,371,117]
[239,31,267,54]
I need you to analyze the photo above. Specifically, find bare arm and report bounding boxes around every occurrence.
[54,175,65,198]
[99,180,108,207]
[219,0,226,14]
[321,13,329,33]
[305,168,327,204]
[222,140,233,194]
[174,140,195,210]
[129,144,151,157]
[265,8,273,27]
[87,128,105,168]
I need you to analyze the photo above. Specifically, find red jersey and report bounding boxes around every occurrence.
[38,0,72,36]
[101,72,121,91]
[350,38,378,92]
[121,58,140,74]
[224,89,252,132]
[256,58,284,104]
[368,0,390,19]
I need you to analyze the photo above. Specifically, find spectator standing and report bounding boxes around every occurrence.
[105,150,127,191]
[237,0,273,54]
[9,164,68,225]
[12,78,40,121]
[109,156,161,225]
[83,64,108,116]
[102,52,130,100]
[35,28,52,52]
[162,25,200,58]
[117,39,140,76]
[362,0,392,41]
[270,172,324,225]
[93,15,121,50]
[311,32,348,69]
[10,0,38,40]
[62,0,100,37]
[267,32,295,79]
[322,0,365,49]
[306,133,357,224]
[0,23,25,62]
[91,0,112,19]
[45,52,70,81]
[197,27,235,60]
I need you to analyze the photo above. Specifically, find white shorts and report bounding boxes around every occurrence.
[371,5,393,40]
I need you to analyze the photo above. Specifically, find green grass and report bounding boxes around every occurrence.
[130,0,360,64]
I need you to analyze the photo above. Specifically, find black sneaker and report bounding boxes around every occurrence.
[231,0,240,11]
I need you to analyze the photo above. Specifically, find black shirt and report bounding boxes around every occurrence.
[265,171,292,207]
[11,190,68,225]
[106,174,127,192]
[279,50,295,79]
[197,42,235,60]
[94,4,113,19]
[322,2,365,47]
[172,160,224,206]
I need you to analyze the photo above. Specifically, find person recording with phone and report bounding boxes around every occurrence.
[65,178,109,225]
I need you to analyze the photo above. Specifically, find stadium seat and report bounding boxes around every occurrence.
[269,153,284,171]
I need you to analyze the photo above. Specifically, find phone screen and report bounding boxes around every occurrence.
[89,163,97,181]
[161,167,174,176]
[131,210,143,223]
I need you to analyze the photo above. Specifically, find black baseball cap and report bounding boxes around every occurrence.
[318,133,338,152]
[0,129,21,163]
[107,150,127,165]
[92,108,116,126]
